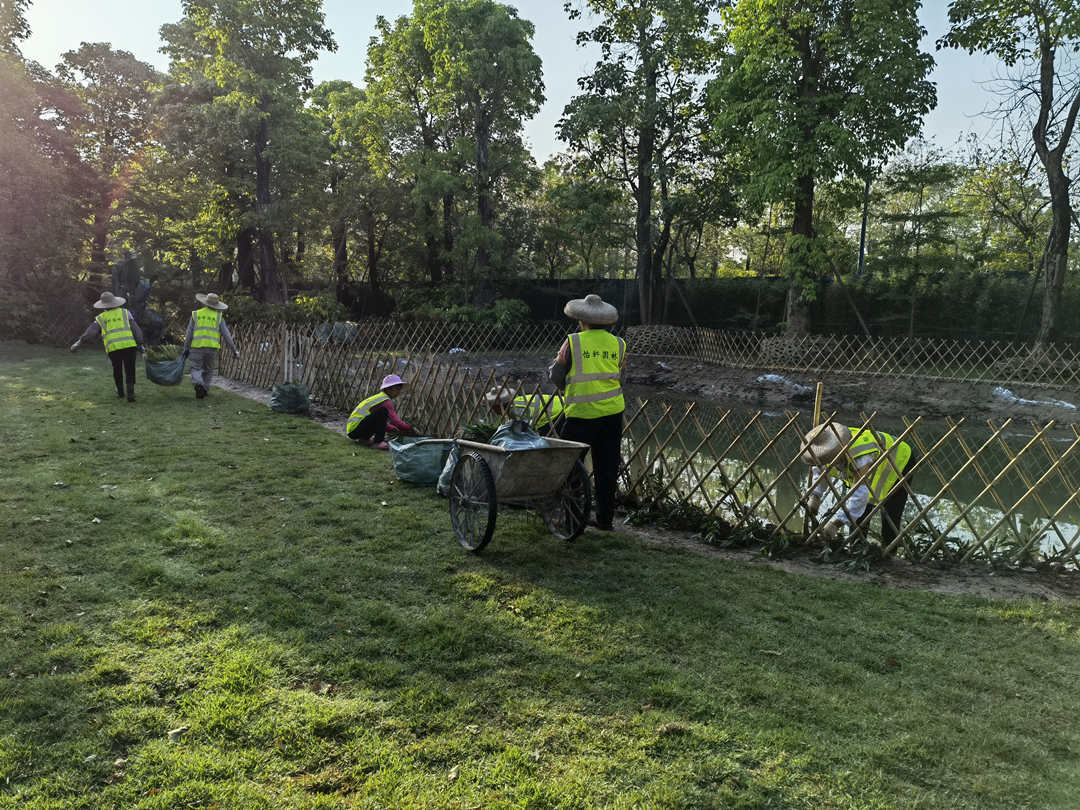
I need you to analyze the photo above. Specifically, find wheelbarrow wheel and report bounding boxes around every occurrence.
[543,459,592,541]
[449,450,497,552]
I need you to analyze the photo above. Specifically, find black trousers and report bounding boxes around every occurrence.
[348,409,389,443]
[560,412,623,527]
[857,448,918,545]
[108,347,137,395]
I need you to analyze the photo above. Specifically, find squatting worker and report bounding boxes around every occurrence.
[485,386,565,436]
[180,292,239,399]
[800,421,915,545]
[70,290,146,402]
[549,294,626,531]
[346,374,414,450]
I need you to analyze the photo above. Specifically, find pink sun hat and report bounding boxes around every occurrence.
[380,374,407,390]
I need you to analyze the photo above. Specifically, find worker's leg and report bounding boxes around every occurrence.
[561,413,622,529]
[201,349,219,389]
[881,449,918,546]
[108,350,125,397]
[189,348,207,394]
[118,347,137,400]
[348,410,389,444]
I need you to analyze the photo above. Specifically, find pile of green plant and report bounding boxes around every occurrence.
[145,343,182,362]
[460,419,499,443]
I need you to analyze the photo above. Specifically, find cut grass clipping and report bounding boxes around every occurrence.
[2,341,1079,809]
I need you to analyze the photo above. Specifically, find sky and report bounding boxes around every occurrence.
[20,0,1007,163]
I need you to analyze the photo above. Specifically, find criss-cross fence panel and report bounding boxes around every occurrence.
[220,322,1080,570]
[223,318,1080,392]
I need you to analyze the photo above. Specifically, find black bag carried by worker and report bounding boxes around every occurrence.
[269,382,310,414]
[145,353,186,386]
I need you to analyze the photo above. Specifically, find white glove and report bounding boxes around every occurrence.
[821,521,844,541]
[69,341,80,352]
[233,350,240,359]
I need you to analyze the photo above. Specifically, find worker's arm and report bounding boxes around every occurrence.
[548,339,570,390]
[219,317,239,357]
[180,317,194,354]
[812,457,871,526]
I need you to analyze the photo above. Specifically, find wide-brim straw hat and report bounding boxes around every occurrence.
[800,422,851,465]
[485,386,515,406]
[564,293,618,325]
[196,292,228,310]
[92,291,126,309]
[380,374,407,391]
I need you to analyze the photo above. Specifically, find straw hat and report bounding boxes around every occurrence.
[92,291,126,309]
[196,292,228,310]
[380,374,407,391]
[485,386,515,406]
[800,422,851,465]
[564,293,618,325]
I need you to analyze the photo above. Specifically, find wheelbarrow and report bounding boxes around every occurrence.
[448,437,592,552]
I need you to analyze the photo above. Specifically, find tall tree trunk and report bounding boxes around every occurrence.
[442,192,455,281]
[422,200,443,284]
[635,54,659,324]
[236,228,256,290]
[475,105,493,274]
[331,220,349,301]
[1032,41,1080,349]
[364,208,382,296]
[785,171,814,335]
[254,102,283,303]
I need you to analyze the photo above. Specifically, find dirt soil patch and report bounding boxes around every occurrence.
[213,366,1080,604]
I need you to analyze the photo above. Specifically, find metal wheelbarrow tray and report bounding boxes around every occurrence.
[448,437,592,552]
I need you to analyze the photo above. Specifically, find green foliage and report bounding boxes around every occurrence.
[223,293,344,326]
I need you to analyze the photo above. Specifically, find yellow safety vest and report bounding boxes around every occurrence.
[831,427,912,503]
[510,393,564,429]
[563,330,625,419]
[191,308,222,349]
[347,393,389,434]
[94,308,136,354]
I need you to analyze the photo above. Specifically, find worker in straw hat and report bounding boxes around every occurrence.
[70,290,146,402]
[180,292,239,399]
[800,420,916,545]
[346,374,416,450]
[549,293,626,531]
[485,385,565,436]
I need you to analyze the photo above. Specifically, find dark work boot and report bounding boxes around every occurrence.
[127,389,136,402]
[116,389,124,398]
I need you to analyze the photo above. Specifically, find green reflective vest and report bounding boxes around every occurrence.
[347,393,389,434]
[510,393,564,429]
[191,308,222,349]
[563,330,625,419]
[94,308,136,354]
[831,427,912,503]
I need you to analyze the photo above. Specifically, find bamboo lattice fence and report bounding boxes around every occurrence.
[220,322,1080,570]
[221,319,1080,389]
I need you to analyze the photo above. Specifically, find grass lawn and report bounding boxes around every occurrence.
[2,340,1079,809]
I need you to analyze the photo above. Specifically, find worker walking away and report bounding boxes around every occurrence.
[485,386,565,436]
[70,290,146,402]
[549,294,626,531]
[347,374,415,450]
[800,421,916,546]
[180,292,239,399]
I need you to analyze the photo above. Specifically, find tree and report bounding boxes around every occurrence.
[940,0,1080,347]
[160,0,335,302]
[0,52,94,340]
[422,0,544,276]
[0,0,29,56]
[869,141,962,337]
[561,0,720,324]
[57,43,159,274]
[710,0,935,334]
